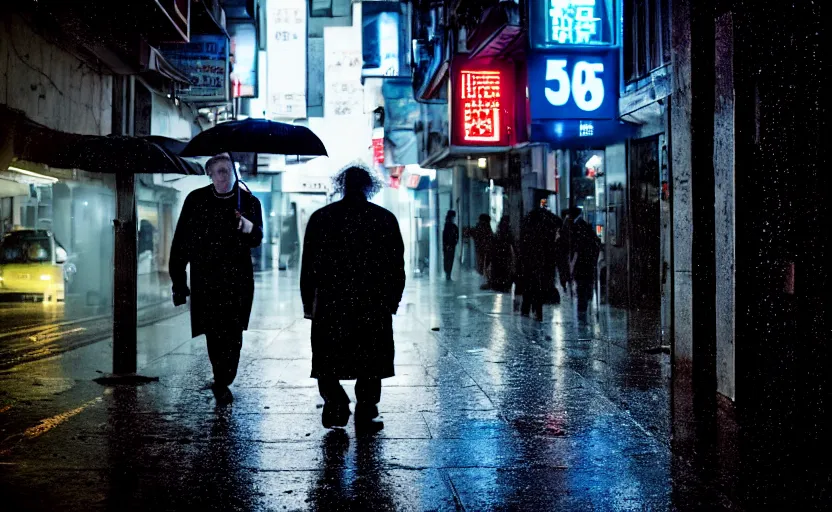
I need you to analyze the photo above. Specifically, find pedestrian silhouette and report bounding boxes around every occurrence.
[442,210,459,281]
[518,204,562,321]
[169,153,263,400]
[300,163,406,432]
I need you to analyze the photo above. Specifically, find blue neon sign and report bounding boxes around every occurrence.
[528,51,618,121]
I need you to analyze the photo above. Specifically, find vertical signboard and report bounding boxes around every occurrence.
[268,0,307,118]
[324,24,364,117]
[160,35,229,103]
[451,61,514,147]
[527,0,622,144]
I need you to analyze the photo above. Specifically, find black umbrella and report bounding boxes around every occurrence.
[51,135,204,175]
[180,118,328,157]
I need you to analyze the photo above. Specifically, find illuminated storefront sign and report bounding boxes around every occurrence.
[452,63,514,147]
[530,0,615,49]
[460,70,502,142]
[527,50,617,120]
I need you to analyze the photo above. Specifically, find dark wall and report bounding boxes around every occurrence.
[732,0,828,506]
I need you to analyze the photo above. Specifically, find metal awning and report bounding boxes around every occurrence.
[139,41,192,93]
[467,2,524,60]
[192,0,230,38]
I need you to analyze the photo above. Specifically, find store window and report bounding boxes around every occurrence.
[623,0,671,83]
[570,149,606,243]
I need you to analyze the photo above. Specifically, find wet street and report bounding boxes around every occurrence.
[0,270,725,511]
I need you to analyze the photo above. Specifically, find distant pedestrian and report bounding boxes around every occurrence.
[169,153,263,401]
[489,215,516,293]
[466,214,494,287]
[442,210,459,281]
[567,207,601,316]
[557,208,572,292]
[300,164,406,432]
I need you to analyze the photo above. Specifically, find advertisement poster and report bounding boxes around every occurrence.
[160,35,229,103]
[324,24,364,117]
[268,0,307,118]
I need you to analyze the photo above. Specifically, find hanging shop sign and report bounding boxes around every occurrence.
[160,35,229,104]
[527,50,618,121]
[529,0,616,49]
[228,22,259,98]
[451,60,515,147]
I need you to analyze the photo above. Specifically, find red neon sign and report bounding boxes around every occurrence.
[459,70,502,143]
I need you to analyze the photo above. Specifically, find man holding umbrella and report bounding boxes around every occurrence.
[169,153,263,399]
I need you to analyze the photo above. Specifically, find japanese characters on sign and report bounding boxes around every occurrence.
[160,36,229,103]
[549,0,601,44]
[268,0,306,118]
[530,0,614,48]
[459,71,502,143]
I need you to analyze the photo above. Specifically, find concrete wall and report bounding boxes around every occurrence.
[669,0,694,364]
[0,14,111,135]
[713,12,736,400]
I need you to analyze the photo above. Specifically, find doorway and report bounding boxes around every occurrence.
[628,136,662,309]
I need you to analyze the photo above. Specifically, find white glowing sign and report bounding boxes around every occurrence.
[548,0,606,45]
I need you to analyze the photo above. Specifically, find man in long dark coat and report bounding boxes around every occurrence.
[517,205,561,321]
[169,153,263,395]
[300,164,405,431]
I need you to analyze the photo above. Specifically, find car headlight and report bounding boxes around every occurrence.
[40,274,52,281]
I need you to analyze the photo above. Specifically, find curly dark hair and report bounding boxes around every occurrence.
[332,163,384,199]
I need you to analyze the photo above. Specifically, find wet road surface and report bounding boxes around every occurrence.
[0,270,733,510]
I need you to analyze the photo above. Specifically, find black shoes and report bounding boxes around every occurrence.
[211,382,234,405]
[321,402,384,432]
[321,402,351,429]
[354,403,384,433]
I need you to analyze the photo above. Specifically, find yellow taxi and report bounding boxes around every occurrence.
[0,229,72,303]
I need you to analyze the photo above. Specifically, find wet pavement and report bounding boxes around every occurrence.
[0,270,738,510]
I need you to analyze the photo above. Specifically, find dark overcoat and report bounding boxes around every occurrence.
[169,183,263,337]
[518,208,562,298]
[300,196,405,380]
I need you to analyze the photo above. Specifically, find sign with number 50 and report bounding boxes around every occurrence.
[528,51,618,121]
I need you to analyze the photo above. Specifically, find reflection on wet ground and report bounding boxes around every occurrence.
[0,271,817,509]
[0,273,180,370]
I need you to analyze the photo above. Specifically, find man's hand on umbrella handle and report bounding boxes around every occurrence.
[236,211,254,234]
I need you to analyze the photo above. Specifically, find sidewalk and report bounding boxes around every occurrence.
[0,271,703,511]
